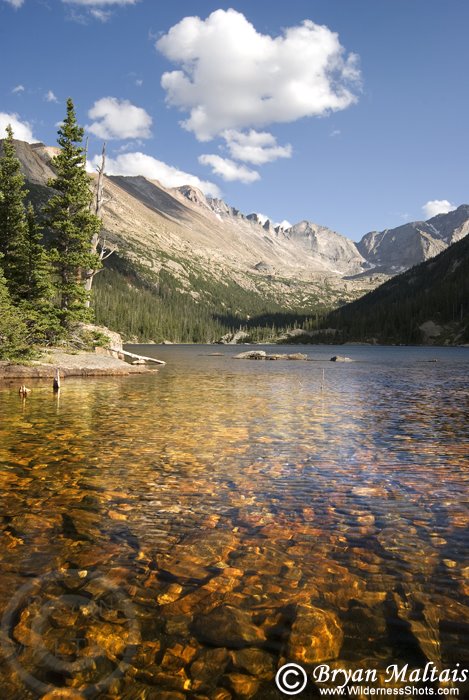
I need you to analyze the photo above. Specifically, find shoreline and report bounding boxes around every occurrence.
[0,349,158,382]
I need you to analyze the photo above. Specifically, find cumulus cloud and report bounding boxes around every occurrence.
[2,0,24,8]
[45,90,58,103]
[12,84,25,94]
[89,151,221,197]
[87,97,152,140]
[222,129,291,165]
[0,113,35,142]
[198,154,260,184]
[157,9,360,141]
[422,200,456,219]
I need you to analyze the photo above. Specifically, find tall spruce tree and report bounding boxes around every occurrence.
[44,98,101,328]
[0,125,29,301]
[0,261,29,360]
[20,203,61,343]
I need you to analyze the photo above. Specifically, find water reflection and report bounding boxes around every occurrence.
[0,346,468,698]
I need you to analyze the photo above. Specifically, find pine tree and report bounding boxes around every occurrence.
[0,262,29,360]
[44,98,101,328]
[19,203,61,343]
[0,125,29,300]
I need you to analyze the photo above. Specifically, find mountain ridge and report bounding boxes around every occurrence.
[2,138,468,326]
[327,228,469,344]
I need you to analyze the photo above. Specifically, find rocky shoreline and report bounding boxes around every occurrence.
[0,348,158,381]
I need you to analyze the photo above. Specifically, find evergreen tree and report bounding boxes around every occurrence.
[0,262,29,360]
[20,203,61,343]
[0,125,29,300]
[44,98,101,328]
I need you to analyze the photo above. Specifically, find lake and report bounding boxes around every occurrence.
[0,345,468,698]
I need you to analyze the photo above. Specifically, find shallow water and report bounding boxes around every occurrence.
[0,345,468,698]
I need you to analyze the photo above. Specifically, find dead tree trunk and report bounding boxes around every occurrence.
[85,142,117,307]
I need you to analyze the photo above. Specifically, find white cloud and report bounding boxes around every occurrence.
[135,79,143,87]
[251,213,291,229]
[157,9,360,141]
[3,0,24,8]
[222,129,291,165]
[90,8,111,21]
[0,113,35,142]
[45,90,58,103]
[12,84,25,94]
[198,154,260,184]
[87,97,152,140]
[62,0,138,5]
[275,219,292,230]
[62,0,138,22]
[89,151,221,197]
[330,129,341,137]
[422,199,456,219]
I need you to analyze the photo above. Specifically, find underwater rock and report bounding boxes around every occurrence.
[190,647,230,692]
[192,605,266,648]
[157,531,239,583]
[230,648,275,679]
[225,672,260,698]
[287,604,343,664]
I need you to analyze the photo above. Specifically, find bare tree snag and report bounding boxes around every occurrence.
[85,142,117,307]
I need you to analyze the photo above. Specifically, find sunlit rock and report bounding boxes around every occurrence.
[287,604,343,663]
[192,605,266,648]
[157,531,239,583]
[190,647,230,692]
[225,672,260,697]
[230,648,275,679]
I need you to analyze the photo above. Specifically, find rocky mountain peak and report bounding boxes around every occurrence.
[3,138,469,289]
[207,197,245,219]
[176,185,210,209]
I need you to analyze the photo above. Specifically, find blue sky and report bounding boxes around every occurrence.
[1,0,468,240]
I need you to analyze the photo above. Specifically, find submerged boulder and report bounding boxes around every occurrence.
[192,605,266,648]
[287,605,343,664]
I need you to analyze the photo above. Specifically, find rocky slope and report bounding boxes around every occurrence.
[4,139,469,317]
[357,205,469,273]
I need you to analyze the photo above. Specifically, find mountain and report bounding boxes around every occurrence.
[3,138,469,341]
[286,220,366,275]
[5,140,384,308]
[328,233,469,344]
[357,206,469,274]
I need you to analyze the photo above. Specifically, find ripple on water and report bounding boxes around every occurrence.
[0,345,468,697]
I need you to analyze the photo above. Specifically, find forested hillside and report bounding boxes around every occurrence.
[92,254,322,343]
[327,234,469,344]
